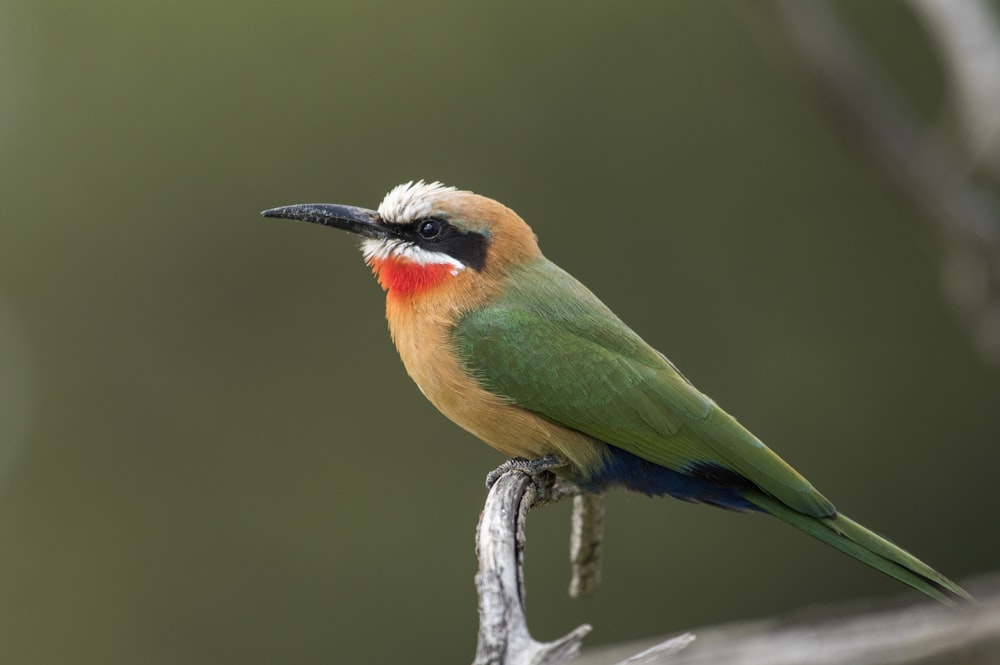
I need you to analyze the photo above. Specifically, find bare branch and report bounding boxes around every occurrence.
[473,470,692,664]
[578,580,1000,665]
[473,470,593,665]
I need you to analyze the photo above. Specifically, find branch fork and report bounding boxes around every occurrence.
[472,468,693,665]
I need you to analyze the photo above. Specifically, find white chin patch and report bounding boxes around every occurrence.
[362,238,465,275]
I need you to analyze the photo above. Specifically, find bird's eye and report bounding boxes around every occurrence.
[417,219,442,239]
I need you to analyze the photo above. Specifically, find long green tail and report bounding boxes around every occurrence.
[747,493,972,605]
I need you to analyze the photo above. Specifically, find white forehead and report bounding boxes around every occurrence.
[377,181,457,225]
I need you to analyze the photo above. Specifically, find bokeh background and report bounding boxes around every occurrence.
[1,1,998,663]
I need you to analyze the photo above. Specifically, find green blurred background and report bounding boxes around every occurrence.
[1,1,997,663]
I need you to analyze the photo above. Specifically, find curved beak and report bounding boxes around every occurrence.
[261,203,390,240]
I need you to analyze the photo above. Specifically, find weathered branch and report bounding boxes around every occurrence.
[569,492,604,599]
[473,470,592,665]
[473,469,693,664]
[577,579,1000,664]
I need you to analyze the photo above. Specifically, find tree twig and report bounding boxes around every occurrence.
[473,469,693,664]
[569,493,604,599]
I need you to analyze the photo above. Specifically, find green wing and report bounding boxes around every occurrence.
[454,258,973,604]
[454,257,835,518]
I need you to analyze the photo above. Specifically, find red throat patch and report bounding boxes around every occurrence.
[368,256,456,298]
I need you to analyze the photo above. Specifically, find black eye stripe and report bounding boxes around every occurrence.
[397,217,489,271]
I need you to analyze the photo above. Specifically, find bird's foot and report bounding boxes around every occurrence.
[485,455,566,490]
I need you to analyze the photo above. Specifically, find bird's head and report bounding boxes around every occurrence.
[263,181,540,299]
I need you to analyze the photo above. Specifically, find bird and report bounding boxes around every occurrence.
[263,180,970,604]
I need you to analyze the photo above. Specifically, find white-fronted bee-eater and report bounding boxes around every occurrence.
[263,181,969,604]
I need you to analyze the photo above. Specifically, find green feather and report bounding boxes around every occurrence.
[746,493,972,604]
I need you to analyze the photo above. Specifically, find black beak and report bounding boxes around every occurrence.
[261,203,390,240]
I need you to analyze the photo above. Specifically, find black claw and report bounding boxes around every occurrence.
[485,455,566,489]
